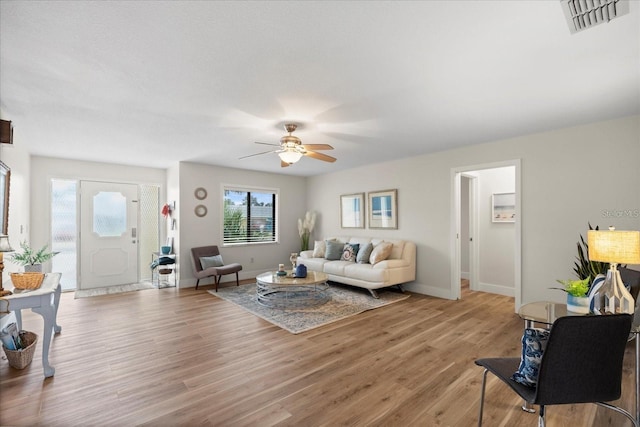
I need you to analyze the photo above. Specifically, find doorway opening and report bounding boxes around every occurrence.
[51,179,160,291]
[451,160,521,311]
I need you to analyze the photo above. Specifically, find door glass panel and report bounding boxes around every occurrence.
[93,191,126,237]
[139,185,159,282]
[51,179,77,291]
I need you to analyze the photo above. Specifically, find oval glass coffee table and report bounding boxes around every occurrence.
[256,271,329,309]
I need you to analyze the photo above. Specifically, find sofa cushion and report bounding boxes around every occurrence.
[301,257,329,272]
[341,243,359,262]
[312,240,326,258]
[344,263,388,283]
[356,243,374,264]
[325,240,343,260]
[323,260,354,276]
[369,242,393,264]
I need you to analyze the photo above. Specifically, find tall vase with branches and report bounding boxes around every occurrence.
[298,211,316,252]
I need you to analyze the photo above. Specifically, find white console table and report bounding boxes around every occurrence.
[0,273,62,377]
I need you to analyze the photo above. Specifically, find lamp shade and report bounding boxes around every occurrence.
[587,229,640,264]
[278,150,303,164]
[0,235,13,252]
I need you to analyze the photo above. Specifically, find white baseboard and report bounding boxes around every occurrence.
[461,271,470,280]
[404,282,456,300]
[477,282,515,297]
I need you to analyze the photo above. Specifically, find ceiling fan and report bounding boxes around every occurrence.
[239,123,336,167]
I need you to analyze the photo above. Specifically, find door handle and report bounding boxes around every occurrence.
[132,227,137,238]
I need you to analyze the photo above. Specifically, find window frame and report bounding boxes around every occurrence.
[221,184,279,247]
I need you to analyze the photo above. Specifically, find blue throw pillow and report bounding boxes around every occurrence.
[325,240,344,260]
[356,243,374,264]
[512,327,550,387]
[200,255,224,269]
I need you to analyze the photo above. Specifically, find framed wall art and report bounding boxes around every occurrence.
[368,189,397,229]
[492,192,515,223]
[340,193,365,228]
[0,161,9,235]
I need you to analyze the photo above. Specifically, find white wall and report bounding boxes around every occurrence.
[475,166,515,295]
[177,162,308,286]
[306,115,640,306]
[0,142,31,277]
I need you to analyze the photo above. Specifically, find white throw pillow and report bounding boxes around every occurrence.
[369,242,393,265]
[312,240,326,258]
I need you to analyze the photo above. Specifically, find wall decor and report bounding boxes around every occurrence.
[340,193,365,228]
[194,187,207,200]
[492,192,515,223]
[194,204,207,217]
[368,189,397,229]
[0,161,10,234]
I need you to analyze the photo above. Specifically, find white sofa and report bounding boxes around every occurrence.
[297,236,416,298]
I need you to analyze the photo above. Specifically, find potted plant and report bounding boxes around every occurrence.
[8,241,59,272]
[553,277,591,313]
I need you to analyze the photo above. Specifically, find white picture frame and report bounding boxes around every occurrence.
[368,189,398,229]
[340,193,365,228]
[492,192,515,223]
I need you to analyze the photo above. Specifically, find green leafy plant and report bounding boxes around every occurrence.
[573,223,609,280]
[553,277,591,297]
[7,241,59,266]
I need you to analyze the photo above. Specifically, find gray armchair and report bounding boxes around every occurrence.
[190,245,242,291]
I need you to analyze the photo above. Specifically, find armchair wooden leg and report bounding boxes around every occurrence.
[215,275,221,292]
[195,279,200,290]
[235,272,240,287]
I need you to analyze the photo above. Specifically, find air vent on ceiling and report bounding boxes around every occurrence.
[560,0,630,34]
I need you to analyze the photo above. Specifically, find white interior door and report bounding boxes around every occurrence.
[80,181,138,289]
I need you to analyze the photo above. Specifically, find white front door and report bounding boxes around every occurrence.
[79,181,139,289]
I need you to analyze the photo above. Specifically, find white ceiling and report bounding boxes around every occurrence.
[1,1,638,176]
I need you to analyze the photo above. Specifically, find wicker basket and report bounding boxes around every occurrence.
[3,331,38,369]
[10,273,45,290]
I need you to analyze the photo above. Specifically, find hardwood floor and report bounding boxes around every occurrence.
[1,280,636,426]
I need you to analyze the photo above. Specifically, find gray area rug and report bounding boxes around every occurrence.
[208,282,409,334]
[74,282,155,299]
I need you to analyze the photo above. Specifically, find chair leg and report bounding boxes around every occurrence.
[538,405,545,427]
[596,402,639,427]
[478,369,488,427]
[215,275,221,292]
[235,272,240,287]
[195,279,200,290]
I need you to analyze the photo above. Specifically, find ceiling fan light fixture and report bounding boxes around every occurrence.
[278,150,303,164]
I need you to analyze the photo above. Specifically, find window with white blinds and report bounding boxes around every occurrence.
[222,186,278,245]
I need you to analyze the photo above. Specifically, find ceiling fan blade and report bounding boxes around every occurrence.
[281,160,290,168]
[304,151,337,163]
[301,144,334,151]
[254,141,281,147]
[239,149,277,160]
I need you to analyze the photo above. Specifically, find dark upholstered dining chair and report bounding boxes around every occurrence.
[190,245,242,291]
[475,314,635,427]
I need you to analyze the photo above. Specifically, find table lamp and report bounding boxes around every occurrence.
[0,234,14,296]
[588,227,640,314]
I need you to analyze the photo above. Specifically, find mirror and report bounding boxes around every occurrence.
[0,161,9,234]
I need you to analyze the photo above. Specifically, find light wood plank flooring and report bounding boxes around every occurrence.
[1,280,636,426]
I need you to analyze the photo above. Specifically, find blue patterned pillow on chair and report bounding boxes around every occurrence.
[512,327,550,387]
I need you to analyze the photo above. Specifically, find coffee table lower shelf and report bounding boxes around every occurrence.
[256,271,329,309]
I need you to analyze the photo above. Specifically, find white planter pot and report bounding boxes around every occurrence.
[24,264,43,273]
[567,294,590,314]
